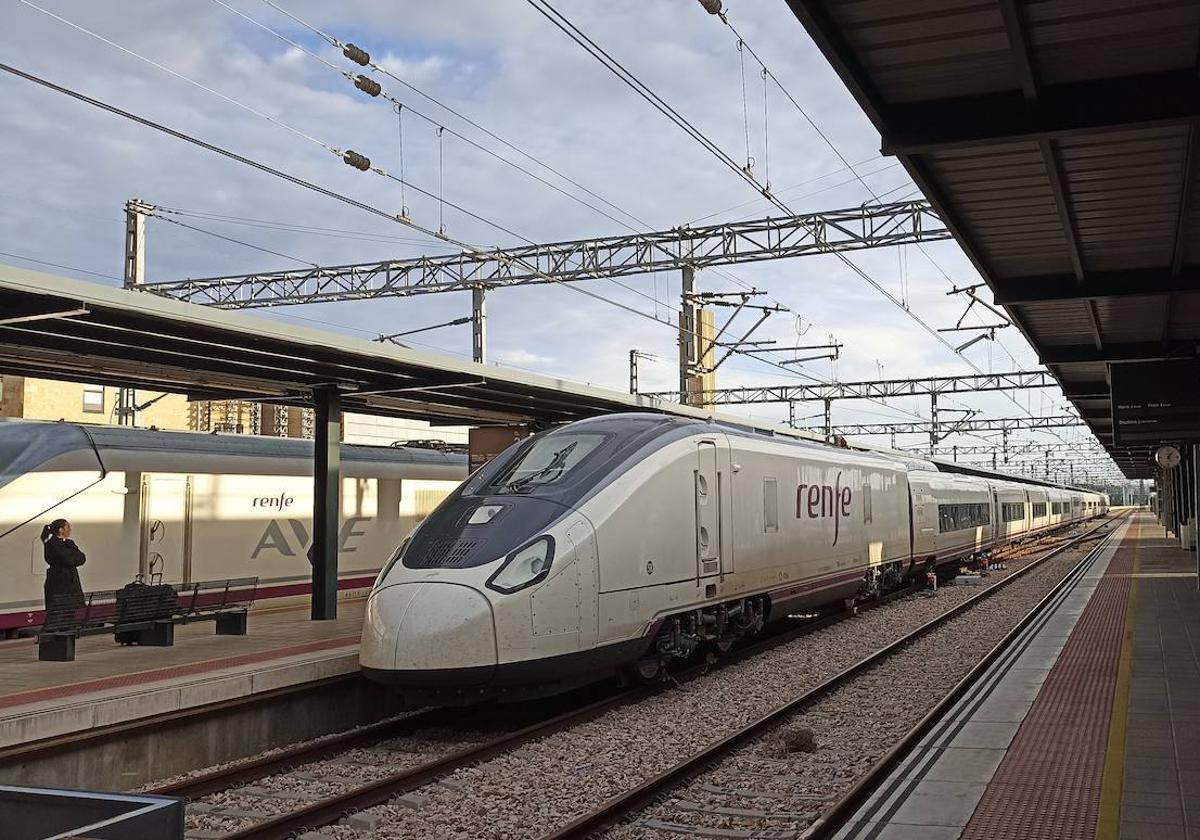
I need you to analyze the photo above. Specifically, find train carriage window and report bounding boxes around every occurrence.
[1032,502,1047,517]
[763,477,779,533]
[1002,502,1024,522]
[862,480,873,524]
[937,502,990,533]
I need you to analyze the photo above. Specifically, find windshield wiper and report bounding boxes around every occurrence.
[504,441,578,493]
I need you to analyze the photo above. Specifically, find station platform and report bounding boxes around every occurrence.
[835,511,1197,840]
[0,596,366,752]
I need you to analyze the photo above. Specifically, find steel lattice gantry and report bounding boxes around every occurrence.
[138,200,947,307]
[827,415,1084,437]
[641,369,1054,405]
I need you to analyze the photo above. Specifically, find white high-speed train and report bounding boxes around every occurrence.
[0,420,466,635]
[361,413,1107,703]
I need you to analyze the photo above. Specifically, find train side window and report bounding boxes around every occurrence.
[862,480,873,524]
[763,477,778,533]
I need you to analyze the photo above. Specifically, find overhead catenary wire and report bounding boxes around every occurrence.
[235,0,817,331]
[710,5,1089,450]
[524,0,990,383]
[28,0,761,343]
[0,249,122,282]
[210,0,651,237]
[0,63,862,403]
[151,213,320,269]
[9,9,1035,445]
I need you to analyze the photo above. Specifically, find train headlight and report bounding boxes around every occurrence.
[486,536,555,594]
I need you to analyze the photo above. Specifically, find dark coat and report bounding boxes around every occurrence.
[44,536,86,612]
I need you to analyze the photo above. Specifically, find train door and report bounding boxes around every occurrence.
[992,488,1001,546]
[141,475,193,584]
[695,441,721,580]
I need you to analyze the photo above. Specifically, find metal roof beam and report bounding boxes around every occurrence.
[882,70,1200,156]
[1061,380,1111,399]
[1040,341,1198,365]
[993,267,1200,305]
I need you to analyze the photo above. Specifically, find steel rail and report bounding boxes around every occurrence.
[207,584,928,839]
[538,512,1124,840]
[207,518,1110,839]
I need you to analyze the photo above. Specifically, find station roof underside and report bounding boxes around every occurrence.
[0,266,717,428]
[785,0,1200,479]
[0,267,1108,491]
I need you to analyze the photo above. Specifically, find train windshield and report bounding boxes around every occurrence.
[490,433,607,494]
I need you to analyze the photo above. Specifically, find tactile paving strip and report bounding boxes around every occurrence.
[959,526,1136,840]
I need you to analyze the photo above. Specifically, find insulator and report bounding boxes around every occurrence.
[354,75,382,97]
[698,0,723,14]
[342,150,371,171]
[343,43,370,66]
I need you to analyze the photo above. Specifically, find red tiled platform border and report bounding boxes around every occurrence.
[0,635,359,712]
[959,521,1137,840]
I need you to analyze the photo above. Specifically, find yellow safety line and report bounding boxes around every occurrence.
[1096,516,1140,839]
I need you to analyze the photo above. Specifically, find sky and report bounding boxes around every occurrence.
[0,0,1123,482]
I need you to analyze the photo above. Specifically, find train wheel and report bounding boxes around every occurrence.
[634,658,663,681]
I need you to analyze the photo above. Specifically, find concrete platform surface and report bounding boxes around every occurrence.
[0,597,365,749]
[838,511,1200,840]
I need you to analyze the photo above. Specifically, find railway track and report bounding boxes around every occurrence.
[545,511,1126,840]
[149,516,1118,840]
[159,582,926,838]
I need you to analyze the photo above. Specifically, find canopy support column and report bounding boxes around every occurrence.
[311,386,342,621]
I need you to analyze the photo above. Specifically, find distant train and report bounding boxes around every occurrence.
[361,413,1108,703]
[0,420,466,634]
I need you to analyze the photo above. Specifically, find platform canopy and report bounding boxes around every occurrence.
[0,265,719,428]
[785,0,1200,478]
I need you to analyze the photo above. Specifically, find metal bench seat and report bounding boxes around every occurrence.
[37,577,258,662]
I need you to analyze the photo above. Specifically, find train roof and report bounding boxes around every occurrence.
[555,413,1099,495]
[0,419,467,484]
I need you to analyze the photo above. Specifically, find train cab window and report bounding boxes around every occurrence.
[937,503,990,532]
[1032,502,1047,517]
[491,433,607,494]
[1002,502,1024,522]
[763,477,778,533]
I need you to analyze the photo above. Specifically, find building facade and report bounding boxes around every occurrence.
[0,375,468,446]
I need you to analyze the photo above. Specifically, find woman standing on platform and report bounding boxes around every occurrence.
[41,518,86,617]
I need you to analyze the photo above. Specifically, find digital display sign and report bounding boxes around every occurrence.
[1110,358,1200,445]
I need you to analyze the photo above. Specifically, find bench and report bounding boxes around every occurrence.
[37,577,258,662]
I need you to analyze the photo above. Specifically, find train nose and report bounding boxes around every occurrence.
[361,582,497,681]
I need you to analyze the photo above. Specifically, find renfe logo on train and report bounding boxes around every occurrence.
[796,471,852,546]
[252,493,294,510]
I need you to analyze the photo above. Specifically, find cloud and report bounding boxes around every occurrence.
[0,0,1080,455]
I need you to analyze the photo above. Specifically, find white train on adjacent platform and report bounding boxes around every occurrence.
[0,420,466,634]
[361,413,1107,703]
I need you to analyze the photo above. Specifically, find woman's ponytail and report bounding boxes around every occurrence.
[40,519,67,543]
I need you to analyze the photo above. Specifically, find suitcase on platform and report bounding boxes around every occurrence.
[114,580,178,645]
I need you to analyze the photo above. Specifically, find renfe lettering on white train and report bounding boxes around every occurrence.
[252,493,294,510]
[795,471,852,546]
